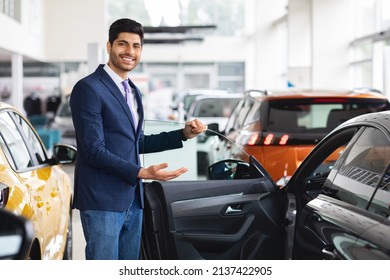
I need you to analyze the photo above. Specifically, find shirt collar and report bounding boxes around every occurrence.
[103,64,127,94]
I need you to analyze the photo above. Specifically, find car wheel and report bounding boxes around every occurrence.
[63,210,73,260]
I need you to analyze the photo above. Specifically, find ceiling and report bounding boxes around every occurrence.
[0,25,217,63]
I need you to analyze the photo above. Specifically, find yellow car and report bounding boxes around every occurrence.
[0,102,76,260]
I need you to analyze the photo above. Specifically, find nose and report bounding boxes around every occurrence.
[125,45,134,55]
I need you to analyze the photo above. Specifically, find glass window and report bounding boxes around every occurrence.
[12,112,47,164]
[0,112,33,170]
[266,98,389,133]
[218,63,244,76]
[224,99,244,134]
[0,0,20,21]
[192,98,240,118]
[243,102,260,126]
[328,127,390,210]
[368,164,390,218]
[233,98,254,131]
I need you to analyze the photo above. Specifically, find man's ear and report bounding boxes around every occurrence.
[106,41,111,54]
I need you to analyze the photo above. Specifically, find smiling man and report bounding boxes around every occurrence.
[70,18,206,260]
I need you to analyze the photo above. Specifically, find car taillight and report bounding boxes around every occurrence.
[244,132,290,146]
[247,133,259,145]
[0,183,9,208]
[263,134,274,145]
[279,134,289,145]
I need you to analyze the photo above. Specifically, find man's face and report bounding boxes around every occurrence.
[106,32,142,79]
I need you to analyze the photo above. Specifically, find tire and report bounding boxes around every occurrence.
[63,210,73,260]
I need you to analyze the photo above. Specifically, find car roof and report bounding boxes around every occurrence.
[181,88,231,95]
[248,88,388,101]
[191,93,244,101]
[0,102,15,110]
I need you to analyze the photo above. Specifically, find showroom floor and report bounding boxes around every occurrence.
[62,164,86,260]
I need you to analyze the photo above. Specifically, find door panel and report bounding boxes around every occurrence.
[142,177,284,260]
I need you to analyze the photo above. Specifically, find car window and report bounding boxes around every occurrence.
[231,98,254,131]
[191,98,239,118]
[12,112,47,164]
[0,112,33,170]
[327,127,390,211]
[224,99,244,133]
[368,162,390,218]
[243,102,260,126]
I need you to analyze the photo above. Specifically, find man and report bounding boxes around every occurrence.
[70,18,206,260]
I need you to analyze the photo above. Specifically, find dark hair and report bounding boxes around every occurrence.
[108,18,144,45]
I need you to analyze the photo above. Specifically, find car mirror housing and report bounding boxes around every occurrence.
[52,144,77,165]
[0,209,33,260]
[207,159,250,180]
[205,122,220,136]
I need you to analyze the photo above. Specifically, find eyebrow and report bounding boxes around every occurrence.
[117,39,141,45]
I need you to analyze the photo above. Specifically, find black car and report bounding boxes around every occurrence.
[0,208,33,260]
[141,111,390,260]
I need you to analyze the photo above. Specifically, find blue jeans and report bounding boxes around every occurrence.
[79,192,143,260]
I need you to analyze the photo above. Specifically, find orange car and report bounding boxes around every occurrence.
[212,88,390,182]
[0,102,76,259]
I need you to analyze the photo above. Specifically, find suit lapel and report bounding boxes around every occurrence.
[96,66,138,133]
[128,78,144,134]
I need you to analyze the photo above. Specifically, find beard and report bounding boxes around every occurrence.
[109,52,138,73]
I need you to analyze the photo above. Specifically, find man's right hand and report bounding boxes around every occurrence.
[138,163,188,181]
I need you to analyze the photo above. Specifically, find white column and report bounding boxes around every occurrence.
[311,0,354,89]
[384,46,390,98]
[288,0,312,88]
[245,0,288,89]
[11,53,24,112]
[372,41,384,92]
[87,43,104,74]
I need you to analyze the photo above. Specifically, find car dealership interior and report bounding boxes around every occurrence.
[1,0,390,262]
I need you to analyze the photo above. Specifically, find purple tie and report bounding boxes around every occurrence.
[121,80,139,126]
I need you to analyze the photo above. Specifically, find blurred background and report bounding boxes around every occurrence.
[1,0,390,260]
[0,0,389,123]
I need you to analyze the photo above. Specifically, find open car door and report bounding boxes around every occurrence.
[140,120,285,260]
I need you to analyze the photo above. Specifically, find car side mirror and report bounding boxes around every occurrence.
[205,122,220,136]
[0,209,33,260]
[207,159,250,180]
[52,144,77,164]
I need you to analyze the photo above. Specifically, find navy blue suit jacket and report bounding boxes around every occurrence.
[70,64,185,211]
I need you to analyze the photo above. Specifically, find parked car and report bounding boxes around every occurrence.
[207,88,390,182]
[141,111,390,260]
[171,88,232,122]
[50,93,76,147]
[185,93,243,174]
[0,102,77,259]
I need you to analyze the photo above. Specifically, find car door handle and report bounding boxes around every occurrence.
[322,247,337,260]
[225,205,242,214]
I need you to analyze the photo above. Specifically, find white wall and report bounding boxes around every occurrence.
[44,0,107,62]
[142,36,245,63]
[287,0,354,89]
[246,0,288,89]
[287,0,311,88]
[311,0,354,89]
[0,0,45,60]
